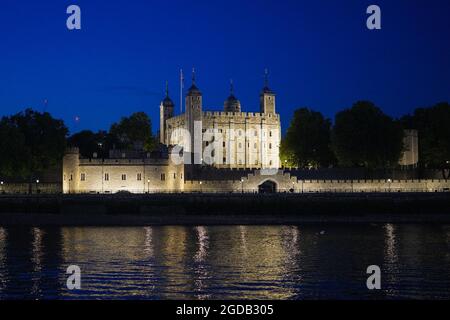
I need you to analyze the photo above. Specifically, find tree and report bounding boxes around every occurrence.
[281,108,335,168]
[67,130,109,158]
[0,118,28,179]
[403,102,450,177]
[109,112,156,151]
[4,109,68,192]
[332,101,403,169]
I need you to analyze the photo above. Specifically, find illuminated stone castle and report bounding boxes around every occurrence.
[61,72,445,195]
[62,71,283,194]
[160,70,281,169]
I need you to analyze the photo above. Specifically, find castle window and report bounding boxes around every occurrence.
[173,173,176,179]
[205,141,209,146]
[137,173,142,181]
[269,160,273,166]
[223,142,226,148]
[181,173,183,179]
[121,174,126,181]
[269,143,272,149]
[161,173,166,181]
[223,157,226,163]
[269,131,272,137]
[80,173,86,181]
[254,143,257,149]
[239,142,242,149]
[105,173,109,181]
[70,174,73,181]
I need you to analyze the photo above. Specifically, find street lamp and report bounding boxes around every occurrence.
[241,178,244,193]
[387,179,392,193]
[147,179,150,193]
[199,181,203,193]
[36,179,40,194]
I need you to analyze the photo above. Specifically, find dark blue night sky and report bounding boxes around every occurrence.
[1,0,449,134]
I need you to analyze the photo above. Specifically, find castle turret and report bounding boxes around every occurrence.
[224,79,241,112]
[160,81,175,144]
[185,68,203,164]
[260,69,276,114]
[62,147,80,194]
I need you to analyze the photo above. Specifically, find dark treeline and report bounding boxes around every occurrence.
[67,111,157,158]
[281,101,450,175]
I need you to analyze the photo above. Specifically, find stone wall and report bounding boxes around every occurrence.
[184,170,450,193]
[0,183,61,194]
[62,148,184,194]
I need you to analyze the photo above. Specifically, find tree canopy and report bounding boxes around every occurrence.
[67,130,109,158]
[280,108,335,168]
[332,101,404,169]
[109,112,156,151]
[0,109,68,188]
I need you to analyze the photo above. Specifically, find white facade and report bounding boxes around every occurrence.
[161,73,281,169]
[62,148,184,194]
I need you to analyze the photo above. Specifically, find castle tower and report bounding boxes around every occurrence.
[62,147,80,194]
[159,81,175,144]
[260,69,276,114]
[185,68,203,164]
[224,79,241,112]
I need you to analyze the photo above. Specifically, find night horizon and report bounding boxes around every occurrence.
[1,0,449,135]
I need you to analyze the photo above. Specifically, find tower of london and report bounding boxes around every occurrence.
[161,70,281,169]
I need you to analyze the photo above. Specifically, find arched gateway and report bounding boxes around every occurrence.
[258,180,277,193]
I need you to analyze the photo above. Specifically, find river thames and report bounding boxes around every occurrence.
[0,224,449,299]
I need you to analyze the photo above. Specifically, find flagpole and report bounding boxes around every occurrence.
[180,69,184,114]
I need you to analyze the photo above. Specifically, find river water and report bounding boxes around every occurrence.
[0,224,449,299]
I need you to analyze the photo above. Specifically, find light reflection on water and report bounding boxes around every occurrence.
[0,224,449,299]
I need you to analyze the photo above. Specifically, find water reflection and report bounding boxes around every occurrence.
[143,227,154,258]
[193,226,210,299]
[0,225,449,299]
[383,224,399,297]
[0,227,7,294]
[31,227,44,296]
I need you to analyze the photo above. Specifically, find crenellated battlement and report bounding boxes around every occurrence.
[65,147,80,155]
[202,111,279,119]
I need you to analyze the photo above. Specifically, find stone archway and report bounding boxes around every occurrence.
[258,180,277,194]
